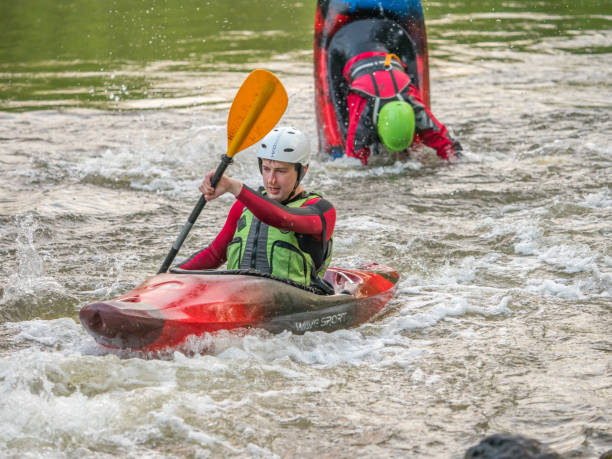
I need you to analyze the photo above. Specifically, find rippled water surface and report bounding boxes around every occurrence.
[1,1,611,457]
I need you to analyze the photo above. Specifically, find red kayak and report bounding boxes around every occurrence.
[79,264,399,351]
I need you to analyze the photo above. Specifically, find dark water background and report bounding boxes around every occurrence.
[1,1,611,457]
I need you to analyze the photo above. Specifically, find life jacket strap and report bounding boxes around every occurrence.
[387,69,406,102]
[369,73,381,128]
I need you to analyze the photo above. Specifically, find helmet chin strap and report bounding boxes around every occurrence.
[283,164,304,204]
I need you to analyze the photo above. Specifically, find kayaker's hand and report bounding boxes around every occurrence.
[451,140,463,160]
[199,169,243,201]
[438,143,461,162]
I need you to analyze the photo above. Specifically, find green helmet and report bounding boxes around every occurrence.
[377,101,415,151]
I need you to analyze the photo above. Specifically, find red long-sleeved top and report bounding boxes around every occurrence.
[178,185,335,270]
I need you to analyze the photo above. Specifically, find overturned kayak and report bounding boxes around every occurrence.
[314,0,430,158]
[79,264,399,351]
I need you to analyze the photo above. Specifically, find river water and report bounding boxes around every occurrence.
[1,1,611,457]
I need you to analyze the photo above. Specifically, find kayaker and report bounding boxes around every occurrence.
[343,51,462,165]
[178,126,336,292]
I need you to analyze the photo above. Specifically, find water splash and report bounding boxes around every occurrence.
[1,214,65,309]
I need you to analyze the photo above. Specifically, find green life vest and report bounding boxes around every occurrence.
[226,191,333,287]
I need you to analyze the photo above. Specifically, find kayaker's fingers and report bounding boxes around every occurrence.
[202,170,216,189]
[199,169,218,199]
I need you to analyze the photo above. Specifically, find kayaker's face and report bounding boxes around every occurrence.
[261,159,299,202]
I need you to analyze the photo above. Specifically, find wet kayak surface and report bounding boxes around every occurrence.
[0,0,611,457]
[78,266,399,350]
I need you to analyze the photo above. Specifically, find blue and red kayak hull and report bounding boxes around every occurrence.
[314,0,430,157]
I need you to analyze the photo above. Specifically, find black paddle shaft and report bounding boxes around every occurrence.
[157,155,233,274]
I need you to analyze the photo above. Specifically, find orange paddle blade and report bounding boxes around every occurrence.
[226,69,288,158]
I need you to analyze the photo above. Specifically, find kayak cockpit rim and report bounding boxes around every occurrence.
[169,267,336,295]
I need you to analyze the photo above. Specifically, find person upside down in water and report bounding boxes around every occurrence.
[344,51,462,165]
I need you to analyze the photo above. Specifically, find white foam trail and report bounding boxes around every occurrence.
[311,152,427,180]
[524,279,584,299]
[538,244,597,274]
[512,221,543,256]
[5,318,85,350]
[581,190,612,209]
[385,294,511,335]
[480,214,610,298]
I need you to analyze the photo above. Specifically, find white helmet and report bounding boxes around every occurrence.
[256,127,310,166]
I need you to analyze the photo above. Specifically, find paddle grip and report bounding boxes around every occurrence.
[210,155,233,188]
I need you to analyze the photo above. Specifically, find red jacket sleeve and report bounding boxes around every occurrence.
[405,85,458,160]
[346,92,372,165]
[237,186,335,241]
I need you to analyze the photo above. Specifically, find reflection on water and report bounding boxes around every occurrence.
[1,0,610,110]
[0,0,315,110]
